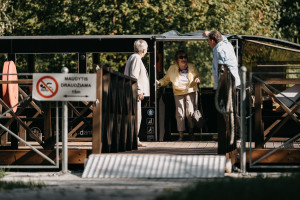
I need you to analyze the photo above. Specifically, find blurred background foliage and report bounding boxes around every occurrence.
[0,0,299,87]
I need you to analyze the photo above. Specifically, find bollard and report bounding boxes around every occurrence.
[61,67,69,173]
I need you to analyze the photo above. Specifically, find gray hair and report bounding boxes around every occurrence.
[208,30,223,43]
[134,39,148,53]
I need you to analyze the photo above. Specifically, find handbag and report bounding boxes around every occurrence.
[192,85,205,129]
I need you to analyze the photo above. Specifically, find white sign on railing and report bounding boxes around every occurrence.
[33,73,96,101]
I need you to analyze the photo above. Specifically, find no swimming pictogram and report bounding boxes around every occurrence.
[33,73,96,101]
[36,76,59,98]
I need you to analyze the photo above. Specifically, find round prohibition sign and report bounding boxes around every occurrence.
[36,76,59,98]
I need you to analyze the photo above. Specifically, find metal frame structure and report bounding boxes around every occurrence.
[0,96,60,169]
[0,33,299,169]
[248,71,300,169]
[0,35,146,168]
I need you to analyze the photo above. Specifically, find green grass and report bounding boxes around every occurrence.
[0,180,45,190]
[0,169,6,179]
[157,174,300,200]
[0,168,45,190]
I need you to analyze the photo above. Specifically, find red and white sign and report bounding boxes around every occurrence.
[36,76,59,98]
[33,73,96,101]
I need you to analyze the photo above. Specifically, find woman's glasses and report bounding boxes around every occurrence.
[178,56,187,59]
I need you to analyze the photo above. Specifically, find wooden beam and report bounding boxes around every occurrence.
[261,84,300,124]
[19,87,42,114]
[0,149,91,165]
[237,149,300,164]
[264,100,300,143]
[68,113,92,137]
[264,78,300,84]
[0,79,33,84]
[0,98,44,147]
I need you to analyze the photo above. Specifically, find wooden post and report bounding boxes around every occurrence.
[0,131,7,146]
[43,102,53,149]
[254,82,264,148]
[19,123,26,147]
[132,81,138,150]
[92,65,103,154]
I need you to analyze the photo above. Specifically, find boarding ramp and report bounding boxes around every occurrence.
[82,154,226,178]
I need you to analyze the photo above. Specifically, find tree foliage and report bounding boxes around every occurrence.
[278,0,300,43]
[5,0,282,36]
[0,0,299,87]
[0,0,13,35]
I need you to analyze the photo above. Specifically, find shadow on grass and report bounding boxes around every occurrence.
[157,173,300,200]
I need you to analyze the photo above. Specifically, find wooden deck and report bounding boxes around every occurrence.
[117,141,218,155]
[1,140,300,166]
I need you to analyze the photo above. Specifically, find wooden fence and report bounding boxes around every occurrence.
[92,65,138,153]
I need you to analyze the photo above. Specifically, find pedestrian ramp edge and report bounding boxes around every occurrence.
[82,154,226,178]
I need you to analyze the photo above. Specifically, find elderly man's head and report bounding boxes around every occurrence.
[207,30,223,48]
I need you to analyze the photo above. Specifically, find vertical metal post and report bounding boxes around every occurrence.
[61,67,69,173]
[27,54,35,73]
[78,53,87,73]
[154,41,157,141]
[56,102,60,168]
[240,66,247,174]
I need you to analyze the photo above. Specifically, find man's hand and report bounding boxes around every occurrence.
[202,31,210,37]
[195,78,200,84]
[138,93,144,101]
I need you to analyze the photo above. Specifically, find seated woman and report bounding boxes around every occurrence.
[156,50,200,141]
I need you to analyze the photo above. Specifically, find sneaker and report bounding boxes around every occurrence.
[138,141,147,147]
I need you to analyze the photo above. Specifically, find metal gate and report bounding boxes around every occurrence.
[248,71,300,169]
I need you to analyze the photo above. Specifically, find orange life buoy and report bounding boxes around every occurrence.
[2,61,18,112]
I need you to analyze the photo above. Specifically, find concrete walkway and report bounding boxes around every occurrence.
[1,171,203,200]
[0,141,291,200]
[1,170,290,200]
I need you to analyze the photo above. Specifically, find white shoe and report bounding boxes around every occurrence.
[138,141,147,147]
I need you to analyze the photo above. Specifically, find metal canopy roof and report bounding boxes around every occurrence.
[0,35,155,54]
[154,30,233,41]
[232,35,300,53]
[0,31,298,54]
[0,34,154,40]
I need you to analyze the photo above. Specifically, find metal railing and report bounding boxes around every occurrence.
[248,71,300,169]
[0,66,138,168]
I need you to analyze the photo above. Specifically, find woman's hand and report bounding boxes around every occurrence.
[195,78,200,84]
[156,80,161,87]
